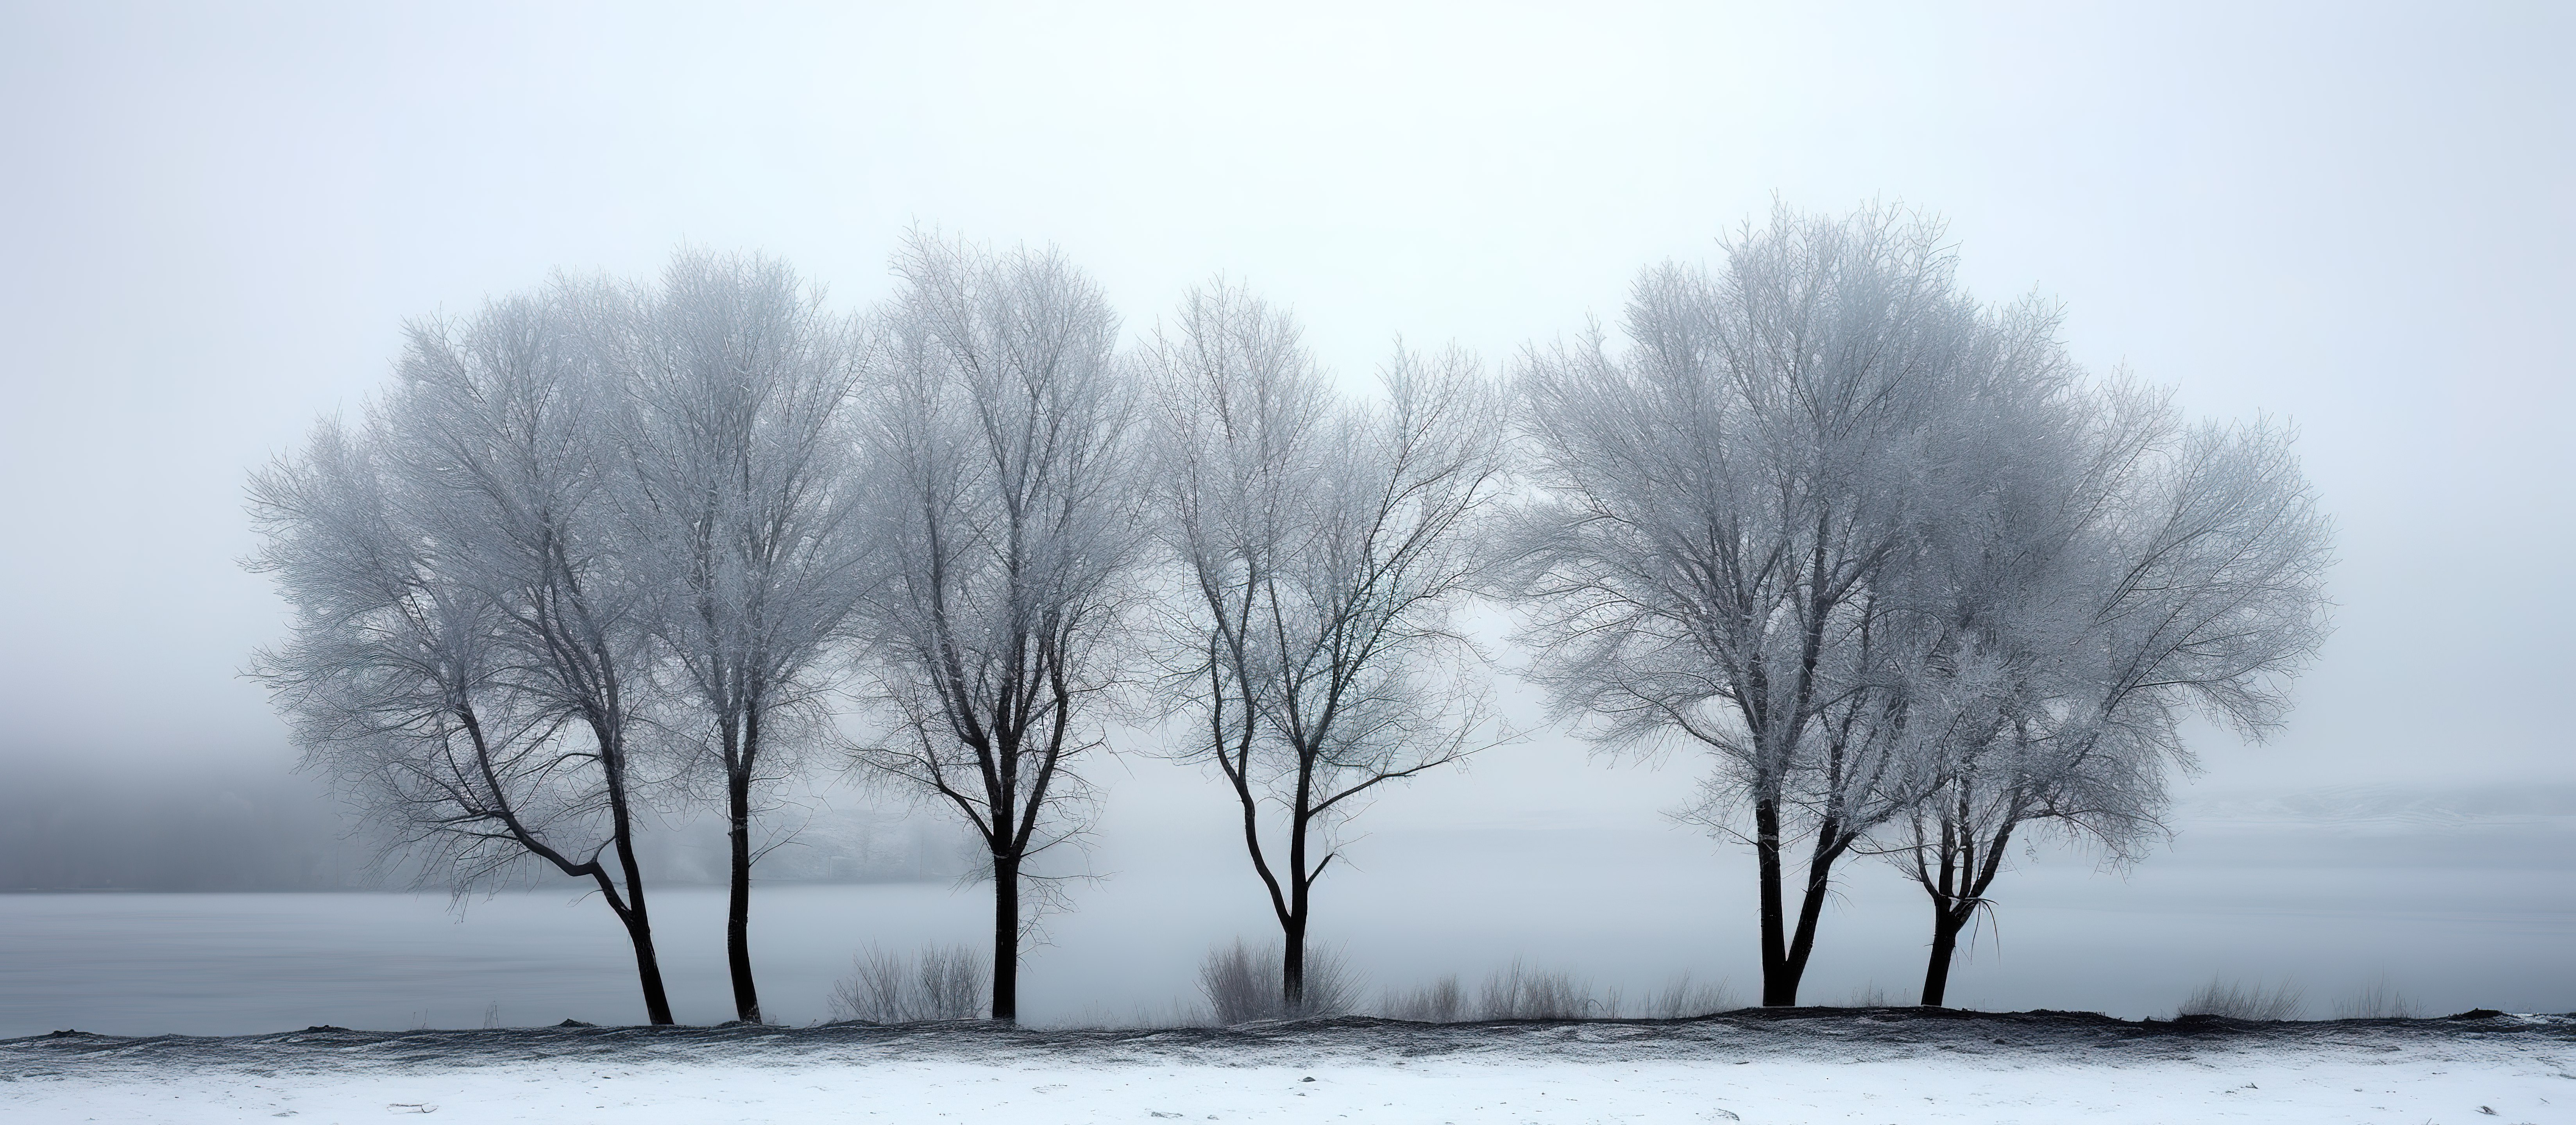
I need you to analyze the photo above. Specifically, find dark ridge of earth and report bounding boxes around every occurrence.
[5,1009,2570,1078]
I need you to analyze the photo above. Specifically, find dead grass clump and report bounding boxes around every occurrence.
[1478,959,1615,1020]
[1198,938,1358,1024]
[1380,974,1465,1022]
[2175,976,2306,1021]
[2331,976,2421,1020]
[1644,972,1740,1018]
[827,943,987,1023]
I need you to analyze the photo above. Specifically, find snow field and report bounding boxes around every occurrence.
[4,1045,2569,1124]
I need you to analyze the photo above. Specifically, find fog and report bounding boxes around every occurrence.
[5,760,2571,1034]
[1,3,2571,1033]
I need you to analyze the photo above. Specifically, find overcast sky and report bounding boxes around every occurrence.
[3,0,2574,1005]
[6,0,2567,789]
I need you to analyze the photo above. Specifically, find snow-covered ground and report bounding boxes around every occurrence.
[3,1011,2569,1124]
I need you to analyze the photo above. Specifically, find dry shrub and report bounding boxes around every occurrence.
[2331,977,2421,1020]
[1645,972,1740,1018]
[2175,976,2306,1021]
[1198,938,1358,1024]
[828,943,988,1023]
[1386,963,1726,1022]
[1478,959,1613,1020]
[1380,975,1464,1022]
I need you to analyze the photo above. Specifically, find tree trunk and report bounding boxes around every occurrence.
[1283,902,1308,1011]
[1283,754,1316,1012]
[602,734,674,1026]
[467,707,672,1025]
[726,761,760,1023]
[609,836,674,1025]
[1920,905,1968,1007]
[1919,820,2010,1008]
[991,850,1020,1023]
[1754,797,1794,1005]
[1778,828,1846,1004]
[618,909,673,1026]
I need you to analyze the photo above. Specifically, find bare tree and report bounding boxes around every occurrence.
[1891,384,2333,1005]
[844,233,1142,1023]
[249,292,677,1024]
[592,250,874,1024]
[1496,204,1990,1006]
[1145,282,1506,1009]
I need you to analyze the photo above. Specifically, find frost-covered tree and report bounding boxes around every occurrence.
[1145,282,1506,1010]
[1853,352,2163,1008]
[1889,379,2333,1006]
[1496,204,1995,1006]
[249,293,677,1024]
[596,251,874,1024]
[844,234,1143,1023]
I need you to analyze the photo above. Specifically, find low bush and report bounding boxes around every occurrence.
[2175,976,2305,1021]
[2331,977,2421,1020]
[1378,964,1734,1021]
[827,943,988,1023]
[1477,959,1615,1020]
[1644,972,1740,1018]
[1198,938,1359,1024]
[1380,974,1464,1022]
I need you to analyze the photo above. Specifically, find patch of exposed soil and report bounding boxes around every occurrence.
[5,1008,2567,1080]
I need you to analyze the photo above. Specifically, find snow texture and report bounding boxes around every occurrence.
[3,1010,2569,1123]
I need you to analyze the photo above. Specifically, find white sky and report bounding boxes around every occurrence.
[1,3,2568,806]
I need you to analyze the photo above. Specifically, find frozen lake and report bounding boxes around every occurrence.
[5,782,2572,1037]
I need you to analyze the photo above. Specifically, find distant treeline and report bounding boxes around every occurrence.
[0,757,969,891]
[0,759,364,891]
